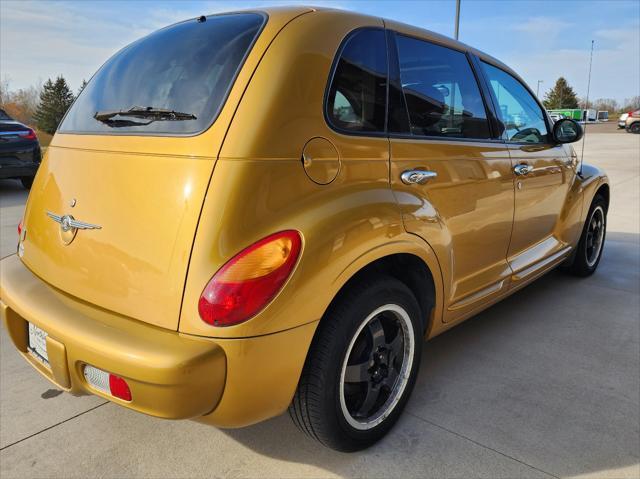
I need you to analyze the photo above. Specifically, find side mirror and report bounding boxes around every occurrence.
[553,118,583,144]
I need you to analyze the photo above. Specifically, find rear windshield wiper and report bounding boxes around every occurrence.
[94,106,196,124]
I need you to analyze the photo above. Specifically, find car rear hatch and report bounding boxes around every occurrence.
[17,8,313,331]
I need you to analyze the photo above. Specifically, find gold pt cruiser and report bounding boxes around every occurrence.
[0,7,609,451]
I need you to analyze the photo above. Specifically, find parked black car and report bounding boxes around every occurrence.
[0,108,41,188]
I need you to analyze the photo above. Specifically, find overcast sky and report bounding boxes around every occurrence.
[1,0,638,103]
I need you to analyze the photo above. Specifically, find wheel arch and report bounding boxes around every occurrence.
[595,183,610,211]
[324,238,444,338]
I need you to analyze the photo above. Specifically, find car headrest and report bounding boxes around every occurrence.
[403,83,446,128]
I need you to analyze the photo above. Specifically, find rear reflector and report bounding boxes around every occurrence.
[83,365,132,401]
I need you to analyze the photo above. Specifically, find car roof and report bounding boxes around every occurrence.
[251,6,517,77]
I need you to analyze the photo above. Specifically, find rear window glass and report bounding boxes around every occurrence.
[60,13,265,135]
[326,29,388,133]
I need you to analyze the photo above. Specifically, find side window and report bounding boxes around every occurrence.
[327,29,387,133]
[395,35,491,139]
[481,62,549,143]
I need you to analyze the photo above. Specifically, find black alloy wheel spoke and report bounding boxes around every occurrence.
[355,382,381,418]
[382,363,399,389]
[368,316,386,350]
[345,360,370,383]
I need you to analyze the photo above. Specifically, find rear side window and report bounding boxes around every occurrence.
[395,35,491,139]
[60,13,265,135]
[481,62,549,144]
[326,29,388,133]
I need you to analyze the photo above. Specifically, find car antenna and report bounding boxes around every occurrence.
[579,39,595,177]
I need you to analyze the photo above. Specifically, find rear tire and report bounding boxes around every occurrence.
[566,195,607,276]
[20,177,33,189]
[289,276,423,451]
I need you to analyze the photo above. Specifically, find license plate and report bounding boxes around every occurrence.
[28,323,49,367]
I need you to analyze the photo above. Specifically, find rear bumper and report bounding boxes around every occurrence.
[0,254,317,427]
[0,146,41,178]
[0,254,226,419]
[0,162,39,179]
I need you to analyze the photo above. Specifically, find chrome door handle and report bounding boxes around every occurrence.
[513,164,533,176]
[400,169,437,185]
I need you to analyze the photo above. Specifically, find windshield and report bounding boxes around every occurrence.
[60,12,265,135]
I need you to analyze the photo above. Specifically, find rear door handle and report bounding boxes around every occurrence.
[401,169,437,185]
[513,164,534,176]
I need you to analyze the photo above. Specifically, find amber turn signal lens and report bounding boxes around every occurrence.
[198,230,302,327]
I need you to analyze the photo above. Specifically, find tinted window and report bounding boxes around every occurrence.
[60,13,265,135]
[395,35,490,139]
[327,29,387,133]
[481,62,549,143]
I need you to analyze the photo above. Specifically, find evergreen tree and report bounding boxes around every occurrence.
[543,77,579,109]
[77,79,88,96]
[34,76,75,134]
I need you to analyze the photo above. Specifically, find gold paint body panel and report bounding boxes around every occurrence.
[0,7,608,427]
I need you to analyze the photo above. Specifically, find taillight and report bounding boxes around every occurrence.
[83,365,132,401]
[109,375,132,401]
[18,128,37,140]
[198,230,302,327]
[17,220,22,236]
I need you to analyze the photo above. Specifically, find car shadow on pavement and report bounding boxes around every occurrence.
[220,230,639,478]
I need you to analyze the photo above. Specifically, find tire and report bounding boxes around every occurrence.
[566,195,607,276]
[289,276,423,451]
[20,176,34,189]
[629,122,640,134]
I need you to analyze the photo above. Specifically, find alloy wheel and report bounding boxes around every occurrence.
[339,304,415,430]
[586,205,605,267]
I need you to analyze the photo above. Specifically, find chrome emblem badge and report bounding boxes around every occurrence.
[46,211,101,245]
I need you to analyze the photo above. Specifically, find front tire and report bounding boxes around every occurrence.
[289,276,423,451]
[566,195,607,276]
[628,122,640,134]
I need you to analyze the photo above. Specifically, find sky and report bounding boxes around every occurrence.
[1,0,638,104]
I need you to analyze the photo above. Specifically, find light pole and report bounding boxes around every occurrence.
[536,80,544,98]
[454,0,461,40]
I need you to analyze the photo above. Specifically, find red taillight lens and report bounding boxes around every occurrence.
[18,128,37,140]
[109,374,132,401]
[84,365,132,401]
[198,230,302,327]
[17,220,22,236]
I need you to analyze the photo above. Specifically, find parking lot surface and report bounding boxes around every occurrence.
[1,129,638,478]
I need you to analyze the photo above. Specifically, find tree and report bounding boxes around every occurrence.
[543,77,579,109]
[0,77,10,105]
[591,98,619,113]
[34,76,74,134]
[77,79,88,96]
[621,96,640,113]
